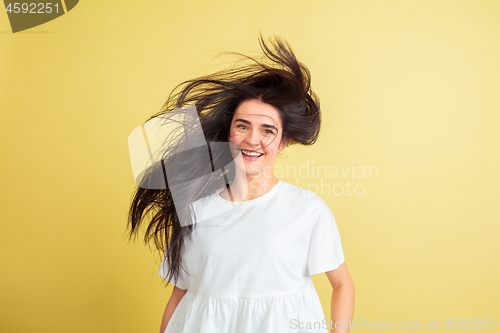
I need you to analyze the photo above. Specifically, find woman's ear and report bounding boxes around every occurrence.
[278,137,288,152]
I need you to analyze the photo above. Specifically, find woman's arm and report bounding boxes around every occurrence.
[325,262,355,333]
[159,286,188,333]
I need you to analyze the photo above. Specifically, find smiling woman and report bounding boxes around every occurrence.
[127,35,354,333]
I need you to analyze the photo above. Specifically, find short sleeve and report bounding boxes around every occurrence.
[158,251,188,290]
[306,200,345,276]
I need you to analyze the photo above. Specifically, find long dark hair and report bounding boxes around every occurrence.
[127,35,321,288]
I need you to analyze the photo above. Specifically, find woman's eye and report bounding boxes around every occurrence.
[263,129,275,135]
[237,125,248,130]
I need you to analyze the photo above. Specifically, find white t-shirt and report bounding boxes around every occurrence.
[159,180,345,333]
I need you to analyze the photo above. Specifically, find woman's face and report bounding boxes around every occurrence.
[229,99,287,177]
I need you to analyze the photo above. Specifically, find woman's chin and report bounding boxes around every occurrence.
[243,165,265,177]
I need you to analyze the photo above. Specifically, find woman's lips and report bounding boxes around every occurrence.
[241,149,263,161]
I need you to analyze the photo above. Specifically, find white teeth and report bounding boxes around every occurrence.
[242,150,263,157]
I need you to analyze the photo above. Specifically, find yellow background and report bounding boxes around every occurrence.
[1,0,499,332]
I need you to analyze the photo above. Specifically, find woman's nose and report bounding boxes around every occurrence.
[245,129,261,147]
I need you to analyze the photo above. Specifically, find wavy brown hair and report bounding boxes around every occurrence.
[127,34,321,288]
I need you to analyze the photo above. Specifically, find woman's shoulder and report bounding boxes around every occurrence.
[188,191,226,224]
[191,191,219,208]
[277,181,331,210]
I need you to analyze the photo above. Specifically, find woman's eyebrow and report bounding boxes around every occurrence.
[234,118,251,125]
[261,124,278,131]
[234,118,278,131]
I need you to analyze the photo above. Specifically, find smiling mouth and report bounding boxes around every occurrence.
[241,149,263,157]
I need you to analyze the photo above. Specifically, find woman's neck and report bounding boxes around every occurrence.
[220,173,280,202]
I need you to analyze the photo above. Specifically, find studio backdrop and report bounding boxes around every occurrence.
[1,1,499,332]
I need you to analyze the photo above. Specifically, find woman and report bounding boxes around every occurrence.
[127,35,354,333]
